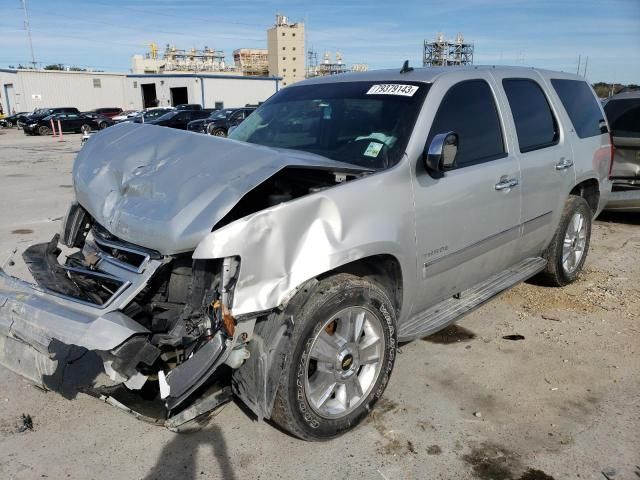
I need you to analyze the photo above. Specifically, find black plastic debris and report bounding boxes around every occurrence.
[502,334,525,341]
[17,413,33,432]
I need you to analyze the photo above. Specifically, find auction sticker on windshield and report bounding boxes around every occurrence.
[366,84,419,96]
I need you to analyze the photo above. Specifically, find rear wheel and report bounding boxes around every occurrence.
[270,274,397,440]
[538,196,592,286]
[38,125,51,136]
[99,122,108,130]
[80,124,92,133]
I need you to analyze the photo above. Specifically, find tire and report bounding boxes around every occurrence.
[38,125,51,136]
[538,196,592,286]
[210,127,226,137]
[80,124,92,133]
[99,122,108,130]
[4,120,13,128]
[270,273,397,440]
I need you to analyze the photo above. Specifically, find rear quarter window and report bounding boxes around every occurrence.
[551,79,603,138]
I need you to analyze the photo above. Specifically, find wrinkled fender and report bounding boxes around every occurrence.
[193,165,416,317]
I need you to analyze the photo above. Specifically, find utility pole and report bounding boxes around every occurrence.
[576,54,581,75]
[20,0,36,69]
[583,56,589,78]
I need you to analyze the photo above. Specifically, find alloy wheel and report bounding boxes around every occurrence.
[562,212,587,274]
[304,306,385,419]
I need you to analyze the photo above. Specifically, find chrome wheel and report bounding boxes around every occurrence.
[304,306,385,419]
[562,212,587,274]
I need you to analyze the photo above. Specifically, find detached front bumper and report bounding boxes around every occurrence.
[0,234,166,390]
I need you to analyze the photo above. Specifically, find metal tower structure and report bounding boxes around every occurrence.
[20,0,37,68]
[423,33,474,67]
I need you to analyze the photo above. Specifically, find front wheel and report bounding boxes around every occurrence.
[209,127,226,137]
[38,125,51,136]
[270,274,397,440]
[538,196,592,286]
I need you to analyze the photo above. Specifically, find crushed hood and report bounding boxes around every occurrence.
[73,123,360,254]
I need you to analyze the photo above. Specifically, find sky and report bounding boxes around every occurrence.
[1,0,639,84]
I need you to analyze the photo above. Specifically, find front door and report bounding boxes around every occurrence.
[411,76,522,313]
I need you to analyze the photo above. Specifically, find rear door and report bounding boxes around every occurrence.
[491,72,574,256]
[63,113,83,131]
[411,75,522,311]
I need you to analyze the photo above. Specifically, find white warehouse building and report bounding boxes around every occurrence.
[0,69,280,114]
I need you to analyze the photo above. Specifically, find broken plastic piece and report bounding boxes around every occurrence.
[158,370,170,399]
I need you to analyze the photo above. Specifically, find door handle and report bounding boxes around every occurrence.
[555,157,574,170]
[495,176,519,191]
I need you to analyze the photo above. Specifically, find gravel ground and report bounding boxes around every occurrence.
[0,128,638,480]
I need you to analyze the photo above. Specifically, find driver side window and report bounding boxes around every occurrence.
[426,80,505,168]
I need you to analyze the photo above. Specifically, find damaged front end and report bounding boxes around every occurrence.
[0,204,250,429]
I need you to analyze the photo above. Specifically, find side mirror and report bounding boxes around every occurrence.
[424,132,459,176]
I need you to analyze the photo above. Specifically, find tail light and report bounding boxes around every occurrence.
[608,133,615,179]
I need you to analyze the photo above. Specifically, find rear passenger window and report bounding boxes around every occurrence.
[551,79,603,138]
[427,80,505,167]
[503,79,559,153]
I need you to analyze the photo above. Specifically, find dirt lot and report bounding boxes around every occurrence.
[0,128,638,480]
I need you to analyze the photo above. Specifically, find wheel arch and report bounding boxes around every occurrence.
[570,177,600,214]
[317,254,404,319]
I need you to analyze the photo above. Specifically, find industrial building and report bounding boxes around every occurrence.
[0,68,279,114]
[267,14,305,87]
[423,33,474,67]
[233,49,269,76]
[306,51,369,78]
[128,14,367,85]
[131,43,237,74]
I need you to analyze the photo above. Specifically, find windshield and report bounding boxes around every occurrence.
[210,109,234,120]
[154,111,178,121]
[229,81,429,169]
[144,109,169,119]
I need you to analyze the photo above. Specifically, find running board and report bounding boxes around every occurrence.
[398,257,547,341]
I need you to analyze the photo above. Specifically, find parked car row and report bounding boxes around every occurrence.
[4,104,257,137]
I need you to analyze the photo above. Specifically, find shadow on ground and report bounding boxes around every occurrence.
[143,425,235,480]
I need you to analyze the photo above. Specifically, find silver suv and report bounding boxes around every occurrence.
[0,66,612,440]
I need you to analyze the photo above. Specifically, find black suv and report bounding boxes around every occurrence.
[146,109,212,130]
[188,107,255,136]
[24,107,80,124]
[128,108,175,124]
